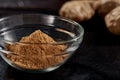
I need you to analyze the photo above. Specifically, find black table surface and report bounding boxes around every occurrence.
[0,10,120,80]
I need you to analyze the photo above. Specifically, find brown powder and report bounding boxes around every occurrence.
[6,30,67,69]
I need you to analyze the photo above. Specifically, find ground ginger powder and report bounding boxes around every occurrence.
[6,30,67,69]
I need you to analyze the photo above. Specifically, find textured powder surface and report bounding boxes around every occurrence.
[6,30,67,69]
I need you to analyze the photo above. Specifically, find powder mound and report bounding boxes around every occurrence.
[20,30,55,43]
[6,30,67,69]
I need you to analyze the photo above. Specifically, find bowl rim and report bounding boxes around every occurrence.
[0,13,84,45]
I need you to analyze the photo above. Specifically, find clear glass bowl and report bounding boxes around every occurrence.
[0,14,84,73]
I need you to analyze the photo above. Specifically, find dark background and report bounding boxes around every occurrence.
[0,0,120,80]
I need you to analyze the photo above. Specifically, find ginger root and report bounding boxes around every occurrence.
[59,1,95,22]
[105,6,120,35]
[98,0,120,17]
[71,0,101,10]
[59,0,120,35]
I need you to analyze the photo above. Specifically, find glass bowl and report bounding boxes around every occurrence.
[0,14,84,73]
